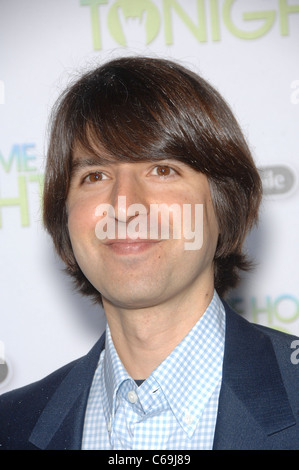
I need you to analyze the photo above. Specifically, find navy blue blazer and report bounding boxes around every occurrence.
[1,301,299,450]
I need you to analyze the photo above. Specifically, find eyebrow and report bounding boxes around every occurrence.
[71,156,114,177]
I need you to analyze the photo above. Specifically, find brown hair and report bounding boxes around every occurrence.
[43,56,262,301]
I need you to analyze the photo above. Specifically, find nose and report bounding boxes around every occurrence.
[110,167,149,223]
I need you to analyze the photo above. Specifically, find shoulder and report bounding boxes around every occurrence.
[0,358,78,406]
[223,298,299,351]
[223,299,299,397]
[252,322,299,376]
[253,321,299,345]
[0,333,105,450]
[241,312,299,361]
[0,359,79,450]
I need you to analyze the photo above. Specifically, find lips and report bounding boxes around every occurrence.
[103,238,161,254]
[104,238,158,244]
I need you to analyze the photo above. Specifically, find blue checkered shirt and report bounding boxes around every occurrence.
[82,290,225,449]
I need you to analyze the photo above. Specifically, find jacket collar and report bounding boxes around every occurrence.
[213,301,296,449]
[29,302,296,449]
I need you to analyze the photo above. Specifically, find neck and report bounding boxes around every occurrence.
[103,286,214,380]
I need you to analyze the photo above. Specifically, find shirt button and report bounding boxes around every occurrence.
[107,417,112,432]
[183,411,194,426]
[127,390,138,404]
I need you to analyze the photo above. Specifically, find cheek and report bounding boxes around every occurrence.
[67,200,98,242]
[184,185,219,254]
[202,198,219,251]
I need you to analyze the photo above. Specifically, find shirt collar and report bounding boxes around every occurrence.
[101,290,225,437]
[102,325,132,421]
[151,290,225,436]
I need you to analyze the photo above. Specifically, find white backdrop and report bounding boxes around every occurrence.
[0,0,299,393]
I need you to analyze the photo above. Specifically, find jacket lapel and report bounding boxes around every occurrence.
[29,333,106,450]
[213,302,296,449]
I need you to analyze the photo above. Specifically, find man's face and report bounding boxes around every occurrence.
[66,145,219,310]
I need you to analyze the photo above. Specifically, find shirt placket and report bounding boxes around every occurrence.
[110,380,143,449]
[111,379,172,450]
[133,380,172,450]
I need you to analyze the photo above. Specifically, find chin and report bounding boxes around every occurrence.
[102,287,167,310]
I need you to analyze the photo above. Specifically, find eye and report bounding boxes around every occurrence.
[83,171,107,183]
[152,165,177,177]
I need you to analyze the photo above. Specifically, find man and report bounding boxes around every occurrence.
[1,56,298,450]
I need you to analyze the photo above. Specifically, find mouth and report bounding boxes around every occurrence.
[103,238,161,254]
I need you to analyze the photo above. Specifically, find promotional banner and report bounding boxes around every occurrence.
[0,0,298,393]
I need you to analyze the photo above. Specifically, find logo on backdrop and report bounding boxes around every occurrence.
[259,164,297,197]
[0,341,12,389]
[230,293,299,364]
[80,0,299,50]
[0,143,43,228]
[228,293,299,336]
[0,361,10,388]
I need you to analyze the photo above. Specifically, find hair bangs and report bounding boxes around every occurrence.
[67,61,204,169]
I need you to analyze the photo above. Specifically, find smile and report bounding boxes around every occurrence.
[103,238,161,255]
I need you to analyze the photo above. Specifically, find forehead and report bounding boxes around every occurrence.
[70,124,206,178]
[72,136,117,161]
[71,138,191,170]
